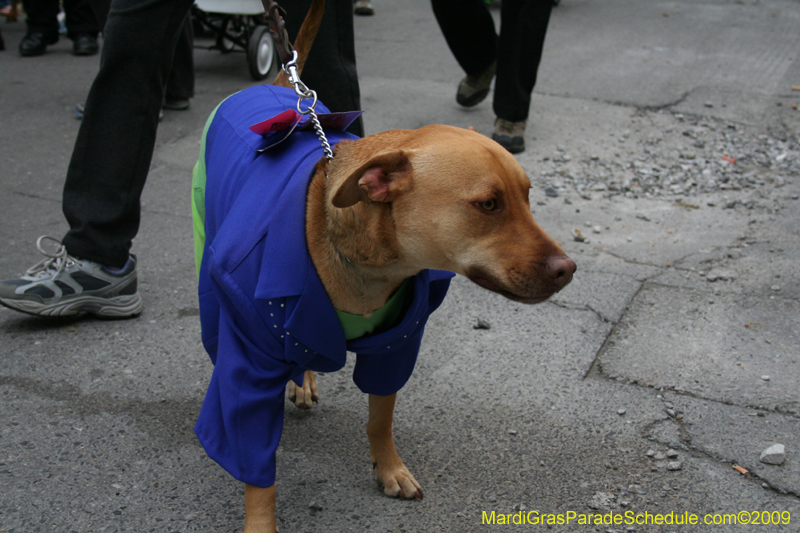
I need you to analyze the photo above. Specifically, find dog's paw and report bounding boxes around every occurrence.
[373,462,423,500]
[287,370,318,409]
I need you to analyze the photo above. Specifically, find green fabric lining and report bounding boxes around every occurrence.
[336,278,413,340]
[192,103,223,277]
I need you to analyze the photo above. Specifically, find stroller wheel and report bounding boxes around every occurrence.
[247,25,275,81]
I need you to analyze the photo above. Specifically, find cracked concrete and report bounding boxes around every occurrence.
[1,0,799,531]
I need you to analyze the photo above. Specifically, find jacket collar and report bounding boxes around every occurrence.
[252,132,354,365]
[252,143,320,301]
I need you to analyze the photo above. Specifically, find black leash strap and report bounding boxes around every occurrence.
[262,0,294,66]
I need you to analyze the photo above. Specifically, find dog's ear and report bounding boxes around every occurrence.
[331,150,413,208]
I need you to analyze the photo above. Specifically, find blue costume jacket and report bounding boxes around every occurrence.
[194,85,453,487]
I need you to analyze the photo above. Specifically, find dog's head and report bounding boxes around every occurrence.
[326,125,575,304]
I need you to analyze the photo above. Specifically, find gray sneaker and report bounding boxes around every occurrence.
[0,236,143,318]
[491,118,527,154]
[456,61,497,107]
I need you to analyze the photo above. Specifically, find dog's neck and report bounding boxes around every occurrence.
[306,163,418,316]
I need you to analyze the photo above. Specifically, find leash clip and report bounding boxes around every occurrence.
[283,51,333,161]
[264,1,334,161]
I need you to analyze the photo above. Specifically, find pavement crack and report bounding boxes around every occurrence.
[11,190,60,203]
[682,442,800,500]
[662,385,797,418]
[645,416,800,500]
[597,249,667,271]
[535,91,693,113]
[548,299,614,324]
[588,365,799,418]
[636,90,693,112]
[598,244,729,277]
[583,283,647,380]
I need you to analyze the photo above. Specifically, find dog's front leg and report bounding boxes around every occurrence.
[367,393,423,500]
[287,370,318,409]
[244,484,277,533]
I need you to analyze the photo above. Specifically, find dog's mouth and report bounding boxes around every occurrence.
[467,271,553,305]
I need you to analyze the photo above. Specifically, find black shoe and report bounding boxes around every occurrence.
[72,33,98,56]
[163,97,190,111]
[19,32,58,57]
[354,0,374,15]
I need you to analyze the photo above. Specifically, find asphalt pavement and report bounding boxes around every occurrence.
[1,0,799,531]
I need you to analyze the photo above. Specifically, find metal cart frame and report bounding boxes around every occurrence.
[192,0,277,80]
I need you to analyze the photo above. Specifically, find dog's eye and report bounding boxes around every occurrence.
[479,199,497,211]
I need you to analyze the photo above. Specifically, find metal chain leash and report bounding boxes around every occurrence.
[283,51,334,160]
[264,0,334,160]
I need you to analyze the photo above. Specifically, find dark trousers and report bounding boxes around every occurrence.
[22,0,99,40]
[431,0,552,122]
[166,14,195,100]
[62,0,360,267]
[62,0,195,267]
[90,0,194,100]
[284,0,363,137]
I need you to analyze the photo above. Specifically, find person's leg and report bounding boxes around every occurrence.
[284,0,363,136]
[493,0,552,123]
[18,0,60,55]
[62,0,195,268]
[63,0,99,38]
[491,0,552,153]
[164,12,194,107]
[430,0,496,77]
[88,0,110,29]
[431,0,497,107]
[0,0,193,317]
[21,0,59,37]
[64,0,100,55]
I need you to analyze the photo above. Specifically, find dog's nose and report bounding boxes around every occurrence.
[545,256,576,288]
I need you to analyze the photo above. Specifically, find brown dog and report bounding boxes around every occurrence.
[241,127,575,532]
[201,3,575,532]
[241,102,575,533]
[240,126,575,532]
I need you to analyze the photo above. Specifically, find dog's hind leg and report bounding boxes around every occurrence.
[367,393,423,500]
[243,483,277,533]
[287,370,319,409]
